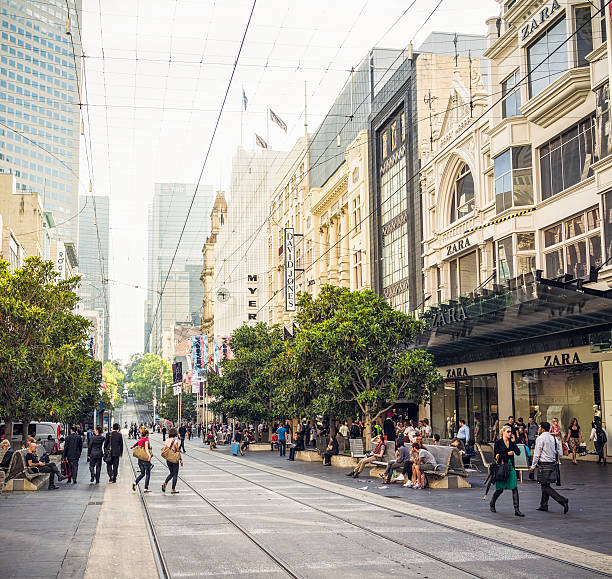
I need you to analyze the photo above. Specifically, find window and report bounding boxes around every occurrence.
[449,163,474,223]
[352,195,361,233]
[516,232,536,275]
[494,146,533,213]
[604,191,612,262]
[595,83,611,161]
[544,207,602,278]
[501,69,522,118]
[382,221,408,288]
[540,117,595,200]
[380,156,406,225]
[575,6,593,67]
[449,250,478,298]
[353,250,363,289]
[527,16,568,98]
[497,236,514,283]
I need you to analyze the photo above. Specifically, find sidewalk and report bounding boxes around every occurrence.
[202,441,612,555]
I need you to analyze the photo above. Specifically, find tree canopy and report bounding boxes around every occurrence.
[0,257,101,434]
[131,353,172,403]
[158,388,196,423]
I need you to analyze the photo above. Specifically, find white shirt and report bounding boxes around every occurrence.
[339,425,349,437]
[531,431,562,469]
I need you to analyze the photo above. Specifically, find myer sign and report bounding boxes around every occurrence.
[284,227,296,311]
[518,0,562,45]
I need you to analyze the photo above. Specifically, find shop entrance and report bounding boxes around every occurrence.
[431,374,498,442]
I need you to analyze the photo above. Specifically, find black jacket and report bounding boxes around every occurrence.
[383,418,396,441]
[494,439,520,467]
[104,431,123,457]
[63,433,83,460]
[179,426,187,438]
[88,434,105,459]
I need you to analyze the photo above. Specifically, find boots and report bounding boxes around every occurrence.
[512,489,524,517]
[489,489,502,513]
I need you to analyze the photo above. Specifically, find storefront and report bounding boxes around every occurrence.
[419,272,612,455]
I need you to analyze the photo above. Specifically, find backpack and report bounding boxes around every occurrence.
[350,424,360,438]
[598,428,607,444]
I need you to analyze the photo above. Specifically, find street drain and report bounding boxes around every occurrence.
[88,501,103,505]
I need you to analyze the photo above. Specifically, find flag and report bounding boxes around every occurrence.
[242,88,248,111]
[255,133,268,149]
[269,108,287,132]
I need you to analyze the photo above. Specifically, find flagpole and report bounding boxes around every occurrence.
[266,107,270,148]
[240,88,244,147]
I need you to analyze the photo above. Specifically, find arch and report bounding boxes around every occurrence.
[436,153,476,230]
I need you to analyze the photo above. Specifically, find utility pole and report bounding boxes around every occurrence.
[424,90,437,152]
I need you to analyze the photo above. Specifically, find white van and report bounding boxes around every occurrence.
[0,422,63,442]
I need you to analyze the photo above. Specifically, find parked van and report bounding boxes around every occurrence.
[0,422,63,442]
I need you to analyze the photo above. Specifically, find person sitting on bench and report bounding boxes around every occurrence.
[346,435,386,479]
[380,439,411,484]
[25,441,65,490]
[322,433,339,466]
[288,430,305,461]
[404,441,435,489]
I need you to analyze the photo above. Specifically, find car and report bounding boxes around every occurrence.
[0,421,64,442]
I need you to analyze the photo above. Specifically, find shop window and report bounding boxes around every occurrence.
[449,249,478,298]
[494,146,533,213]
[603,190,612,261]
[539,116,596,201]
[449,163,474,223]
[574,6,593,67]
[527,16,568,98]
[497,236,514,283]
[513,364,600,450]
[501,69,521,119]
[544,207,602,278]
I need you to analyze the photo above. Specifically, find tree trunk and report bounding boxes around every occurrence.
[364,405,372,451]
[4,420,13,449]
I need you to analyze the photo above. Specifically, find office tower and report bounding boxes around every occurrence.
[77,194,110,362]
[0,0,82,244]
[146,182,212,358]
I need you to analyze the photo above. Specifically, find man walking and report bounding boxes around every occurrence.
[526,415,539,480]
[530,421,569,514]
[104,423,123,483]
[63,426,82,484]
[457,419,470,448]
[179,423,187,452]
[162,425,167,442]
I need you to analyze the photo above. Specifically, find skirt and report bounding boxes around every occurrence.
[495,464,518,491]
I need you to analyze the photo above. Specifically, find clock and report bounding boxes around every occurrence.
[216,287,230,303]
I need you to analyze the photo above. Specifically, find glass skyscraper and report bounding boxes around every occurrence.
[0,0,81,243]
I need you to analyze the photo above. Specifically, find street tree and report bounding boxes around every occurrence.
[102,361,125,410]
[158,388,196,423]
[209,323,285,423]
[285,286,443,444]
[0,257,101,441]
[131,353,172,403]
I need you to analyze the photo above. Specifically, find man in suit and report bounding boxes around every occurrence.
[104,423,123,483]
[63,426,83,484]
[178,423,187,452]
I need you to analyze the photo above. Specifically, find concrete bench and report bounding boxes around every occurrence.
[295,449,322,462]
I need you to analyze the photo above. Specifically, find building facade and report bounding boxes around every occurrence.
[0,0,82,244]
[417,0,612,455]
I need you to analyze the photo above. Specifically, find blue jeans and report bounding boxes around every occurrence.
[278,439,286,456]
[135,459,151,489]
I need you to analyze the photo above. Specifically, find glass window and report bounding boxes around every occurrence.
[501,69,522,118]
[575,6,593,67]
[527,17,568,98]
[497,236,514,283]
[517,232,535,251]
[450,163,475,223]
[604,191,612,261]
[540,117,596,200]
[495,146,533,213]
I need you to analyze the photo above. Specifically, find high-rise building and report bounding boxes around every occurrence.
[0,0,82,244]
[77,194,110,362]
[146,182,213,358]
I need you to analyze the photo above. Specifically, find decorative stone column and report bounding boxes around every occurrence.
[328,217,339,285]
[318,225,329,286]
[339,208,350,286]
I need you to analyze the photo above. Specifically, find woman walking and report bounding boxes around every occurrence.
[490,424,524,516]
[162,427,183,494]
[590,421,607,464]
[566,418,582,465]
[132,428,152,493]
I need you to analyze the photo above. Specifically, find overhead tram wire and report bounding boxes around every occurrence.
[256,0,607,318]
[212,0,433,288]
[145,0,258,352]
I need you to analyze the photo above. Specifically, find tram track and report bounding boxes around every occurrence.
[181,439,611,578]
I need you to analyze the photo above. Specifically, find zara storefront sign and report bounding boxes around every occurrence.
[519,0,561,44]
[431,304,468,328]
[544,351,581,367]
[284,227,296,311]
[445,236,472,257]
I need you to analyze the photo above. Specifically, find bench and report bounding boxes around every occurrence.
[2,450,50,491]
[423,445,471,489]
[349,438,366,459]
[369,441,397,475]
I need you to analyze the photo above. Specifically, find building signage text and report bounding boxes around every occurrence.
[431,304,468,328]
[519,0,561,43]
[247,274,258,321]
[446,236,471,257]
[544,351,581,367]
[284,228,296,311]
[446,367,469,378]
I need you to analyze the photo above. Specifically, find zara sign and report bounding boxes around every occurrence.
[519,0,561,44]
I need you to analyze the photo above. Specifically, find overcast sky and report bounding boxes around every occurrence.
[80,0,499,363]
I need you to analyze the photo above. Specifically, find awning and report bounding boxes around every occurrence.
[416,274,612,366]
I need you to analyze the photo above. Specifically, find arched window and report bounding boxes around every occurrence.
[450,163,475,223]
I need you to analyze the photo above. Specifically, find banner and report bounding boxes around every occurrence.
[173,384,182,396]
[191,335,209,373]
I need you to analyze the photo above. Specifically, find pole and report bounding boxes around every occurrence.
[205,379,209,435]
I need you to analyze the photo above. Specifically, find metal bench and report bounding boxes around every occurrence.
[422,445,470,489]
[349,438,366,459]
[3,450,50,491]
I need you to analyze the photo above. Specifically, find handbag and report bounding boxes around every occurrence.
[494,462,511,482]
[61,459,71,477]
[578,443,587,456]
[161,441,180,464]
[133,442,151,462]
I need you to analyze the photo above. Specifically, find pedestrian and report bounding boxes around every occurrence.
[277,423,288,457]
[132,428,153,493]
[162,425,167,442]
[346,434,386,479]
[63,426,83,484]
[457,419,470,448]
[566,418,582,465]
[590,421,607,464]
[178,423,187,452]
[380,438,411,484]
[288,429,305,461]
[162,427,183,494]
[104,423,123,483]
[530,421,568,514]
[383,412,396,442]
[322,433,339,466]
[86,427,93,462]
[489,425,523,516]
[88,427,105,484]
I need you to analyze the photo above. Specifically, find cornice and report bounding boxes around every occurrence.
[311,174,348,216]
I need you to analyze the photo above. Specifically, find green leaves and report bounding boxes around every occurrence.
[131,353,172,402]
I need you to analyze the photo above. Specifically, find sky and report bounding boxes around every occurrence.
[79,0,499,363]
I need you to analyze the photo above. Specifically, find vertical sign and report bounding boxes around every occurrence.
[284,227,296,311]
[55,241,66,279]
[247,274,258,321]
